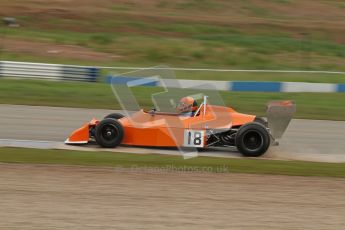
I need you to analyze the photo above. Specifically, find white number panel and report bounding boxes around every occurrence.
[183,130,205,147]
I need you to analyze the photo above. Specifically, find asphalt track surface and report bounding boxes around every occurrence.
[0,104,344,162]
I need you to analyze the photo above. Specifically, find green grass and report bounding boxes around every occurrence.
[0,147,344,177]
[1,0,344,83]
[194,34,345,60]
[3,28,345,72]
[2,0,345,73]
[2,50,345,83]
[0,79,345,120]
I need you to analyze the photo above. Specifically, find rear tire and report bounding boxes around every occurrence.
[104,113,124,120]
[95,118,124,148]
[235,122,270,157]
[254,117,267,127]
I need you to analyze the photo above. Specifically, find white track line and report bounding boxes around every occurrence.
[0,139,60,149]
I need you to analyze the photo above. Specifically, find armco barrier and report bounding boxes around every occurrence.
[0,61,99,82]
[0,60,343,92]
[337,84,345,93]
[106,75,345,93]
[231,81,282,92]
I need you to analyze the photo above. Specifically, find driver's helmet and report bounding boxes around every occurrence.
[176,96,198,115]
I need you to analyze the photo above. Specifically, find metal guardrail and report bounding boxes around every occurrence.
[1,61,344,92]
[106,75,345,93]
[0,61,99,82]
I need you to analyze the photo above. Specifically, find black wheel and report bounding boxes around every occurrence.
[104,113,124,120]
[235,122,270,157]
[254,117,267,127]
[95,118,124,148]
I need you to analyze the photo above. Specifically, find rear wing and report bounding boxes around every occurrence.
[266,101,296,139]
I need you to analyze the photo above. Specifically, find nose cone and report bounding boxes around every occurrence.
[65,123,90,144]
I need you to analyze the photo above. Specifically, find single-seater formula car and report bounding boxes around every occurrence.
[66,97,295,157]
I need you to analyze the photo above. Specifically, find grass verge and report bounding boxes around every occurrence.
[1,79,345,120]
[0,147,344,178]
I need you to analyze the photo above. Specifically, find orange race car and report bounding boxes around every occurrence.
[65,96,295,157]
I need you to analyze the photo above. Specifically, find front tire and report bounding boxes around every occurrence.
[235,122,270,157]
[104,113,124,120]
[95,118,124,148]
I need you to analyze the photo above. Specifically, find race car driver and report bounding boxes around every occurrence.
[176,96,198,117]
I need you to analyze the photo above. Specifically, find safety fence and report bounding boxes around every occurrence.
[106,76,345,93]
[0,60,344,92]
[0,61,99,82]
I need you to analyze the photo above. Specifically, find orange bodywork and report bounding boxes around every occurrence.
[65,118,98,144]
[65,105,255,147]
[119,105,254,147]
